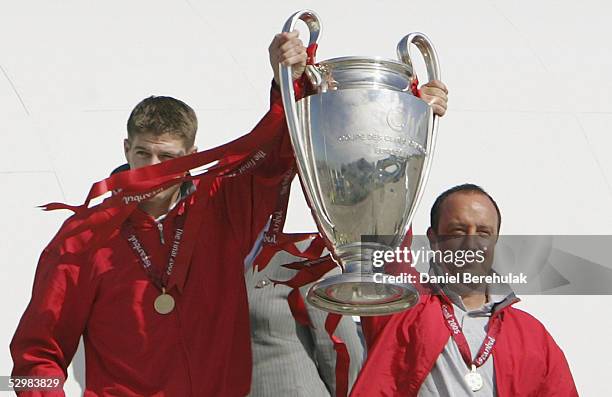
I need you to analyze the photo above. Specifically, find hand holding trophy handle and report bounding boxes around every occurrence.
[279,10,334,230]
[395,33,441,242]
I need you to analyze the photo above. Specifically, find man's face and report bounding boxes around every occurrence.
[123,132,196,203]
[124,132,195,170]
[427,191,499,278]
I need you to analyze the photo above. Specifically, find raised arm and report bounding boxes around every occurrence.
[220,32,307,256]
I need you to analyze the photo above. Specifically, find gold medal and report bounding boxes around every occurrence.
[464,365,483,392]
[154,288,175,314]
[124,215,186,316]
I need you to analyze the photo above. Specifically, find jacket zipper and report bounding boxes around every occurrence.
[156,221,165,245]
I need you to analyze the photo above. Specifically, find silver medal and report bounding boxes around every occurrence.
[464,365,483,392]
[255,279,271,289]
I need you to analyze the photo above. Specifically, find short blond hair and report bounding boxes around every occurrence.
[127,96,197,147]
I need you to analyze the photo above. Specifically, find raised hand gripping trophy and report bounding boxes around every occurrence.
[279,10,440,315]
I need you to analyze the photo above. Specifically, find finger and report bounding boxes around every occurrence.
[285,30,300,38]
[426,96,445,107]
[431,103,446,116]
[279,49,306,64]
[420,87,448,103]
[421,85,445,94]
[423,79,448,94]
[424,79,447,92]
[279,45,305,59]
[279,38,305,52]
[276,31,299,45]
[273,32,290,43]
[431,104,446,117]
[282,55,307,68]
[427,97,447,116]
[279,47,306,58]
[281,53,307,67]
[272,35,292,50]
[420,94,447,109]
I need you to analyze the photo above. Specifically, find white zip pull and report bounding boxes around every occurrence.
[156,222,165,245]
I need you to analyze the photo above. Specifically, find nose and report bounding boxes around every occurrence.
[461,235,481,252]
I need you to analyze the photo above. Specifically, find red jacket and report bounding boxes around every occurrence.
[10,85,296,396]
[353,291,578,397]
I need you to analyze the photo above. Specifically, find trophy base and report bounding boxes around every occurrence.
[306,273,420,316]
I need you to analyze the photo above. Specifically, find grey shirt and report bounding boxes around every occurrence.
[418,270,516,397]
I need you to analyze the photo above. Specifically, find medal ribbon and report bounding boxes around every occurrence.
[439,298,503,370]
[325,313,350,397]
[122,208,187,290]
[261,167,296,246]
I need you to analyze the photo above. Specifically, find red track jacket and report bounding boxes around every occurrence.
[10,85,296,396]
[353,291,578,397]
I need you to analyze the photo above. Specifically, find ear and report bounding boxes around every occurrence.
[426,226,438,249]
[123,139,130,161]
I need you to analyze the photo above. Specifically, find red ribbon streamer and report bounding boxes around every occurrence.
[306,43,318,65]
[325,313,350,397]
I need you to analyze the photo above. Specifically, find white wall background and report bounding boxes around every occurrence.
[1,1,610,395]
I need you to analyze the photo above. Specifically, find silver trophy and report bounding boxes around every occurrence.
[279,10,440,315]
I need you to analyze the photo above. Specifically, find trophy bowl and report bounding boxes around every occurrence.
[279,10,440,315]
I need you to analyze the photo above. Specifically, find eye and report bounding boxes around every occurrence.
[160,154,176,161]
[136,150,150,157]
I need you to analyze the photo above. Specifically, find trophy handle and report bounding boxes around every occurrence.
[397,33,441,85]
[279,10,334,230]
[281,10,321,56]
[396,33,441,243]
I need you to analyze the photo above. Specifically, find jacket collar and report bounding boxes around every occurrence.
[428,264,520,316]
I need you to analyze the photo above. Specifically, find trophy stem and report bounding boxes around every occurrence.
[306,243,420,316]
[334,242,387,274]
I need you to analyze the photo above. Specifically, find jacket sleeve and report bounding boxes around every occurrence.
[221,80,305,257]
[10,234,96,397]
[537,331,579,396]
[359,230,417,351]
[301,267,365,396]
